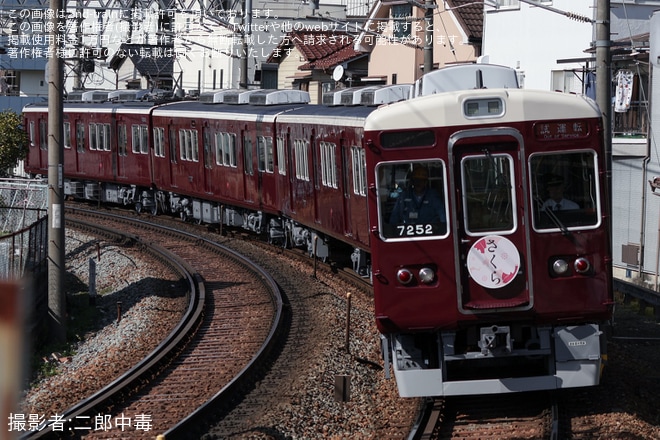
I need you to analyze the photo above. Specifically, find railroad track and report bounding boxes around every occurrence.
[22,208,284,439]
[411,392,560,440]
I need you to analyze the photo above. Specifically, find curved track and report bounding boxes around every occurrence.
[22,208,284,439]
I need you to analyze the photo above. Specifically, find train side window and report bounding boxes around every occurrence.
[320,141,337,188]
[63,122,71,149]
[101,124,110,151]
[132,124,148,155]
[153,127,165,158]
[257,136,274,173]
[179,129,198,161]
[351,146,367,196]
[117,124,127,156]
[377,160,447,239]
[529,151,600,230]
[294,139,309,181]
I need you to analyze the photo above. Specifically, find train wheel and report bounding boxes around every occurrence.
[135,202,142,214]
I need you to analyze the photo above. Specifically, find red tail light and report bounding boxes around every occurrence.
[396,268,414,285]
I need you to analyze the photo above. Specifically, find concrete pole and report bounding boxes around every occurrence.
[595,0,611,198]
[48,0,66,344]
[423,0,434,75]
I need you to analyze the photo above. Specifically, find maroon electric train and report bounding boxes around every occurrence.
[23,64,613,397]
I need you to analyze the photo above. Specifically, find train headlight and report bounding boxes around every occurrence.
[418,267,435,284]
[552,259,569,276]
[396,268,414,285]
[574,257,591,274]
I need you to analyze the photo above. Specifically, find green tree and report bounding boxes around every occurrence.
[0,109,30,177]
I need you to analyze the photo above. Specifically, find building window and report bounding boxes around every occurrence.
[391,4,412,39]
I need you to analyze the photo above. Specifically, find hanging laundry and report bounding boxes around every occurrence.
[614,70,634,112]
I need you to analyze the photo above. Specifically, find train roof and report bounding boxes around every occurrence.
[364,88,601,131]
[23,101,156,114]
[151,100,310,122]
[275,104,377,127]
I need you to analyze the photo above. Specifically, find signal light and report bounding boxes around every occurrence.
[574,257,591,274]
[396,268,414,285]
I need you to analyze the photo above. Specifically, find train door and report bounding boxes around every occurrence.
[242,127,256,204]
[340,140,352,236]
[257,132,277,208]
[311,133,320,223]
[116,120,128,179]
[449,128,532,313]
[73,120,85,174]
[168,124,177,188]
[202,125,213,194]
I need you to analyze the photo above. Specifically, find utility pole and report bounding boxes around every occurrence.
[48,0,66,344]
[423,0,434,75]
[595,0,611,189]
[240,0,251,88]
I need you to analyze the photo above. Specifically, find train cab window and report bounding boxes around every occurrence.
[461,154,516,235]
[63,122,71,149]
[377,161,448,239]
[530,151,600,230]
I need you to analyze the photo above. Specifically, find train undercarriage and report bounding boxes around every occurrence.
[63,179,371,276]
[382,321,607,397]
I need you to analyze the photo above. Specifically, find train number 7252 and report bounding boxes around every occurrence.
[396,224,434,236]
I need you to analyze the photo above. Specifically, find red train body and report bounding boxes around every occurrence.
[23,65,613,397]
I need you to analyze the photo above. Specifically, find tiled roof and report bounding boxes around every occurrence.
[268,31,364,70]
[446,0,483,41]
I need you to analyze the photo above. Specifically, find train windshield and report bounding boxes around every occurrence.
[529,151,600,231]
[377,161,448,240]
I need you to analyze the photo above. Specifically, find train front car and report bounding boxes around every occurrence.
[364,65,613,397]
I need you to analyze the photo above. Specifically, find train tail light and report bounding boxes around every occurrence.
[396,268,414,285]
[418,267,435,284]
[574,257,591,274]
[551,257,592,277]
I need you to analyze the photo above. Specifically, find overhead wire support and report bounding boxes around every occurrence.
[517,0,593,23]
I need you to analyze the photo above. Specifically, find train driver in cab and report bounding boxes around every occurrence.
[389,165,446,227]
[541,174,579,211]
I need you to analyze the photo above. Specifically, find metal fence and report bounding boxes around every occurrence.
[0,178,48,279]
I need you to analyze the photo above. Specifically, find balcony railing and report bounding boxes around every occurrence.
[613,100,648,138]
